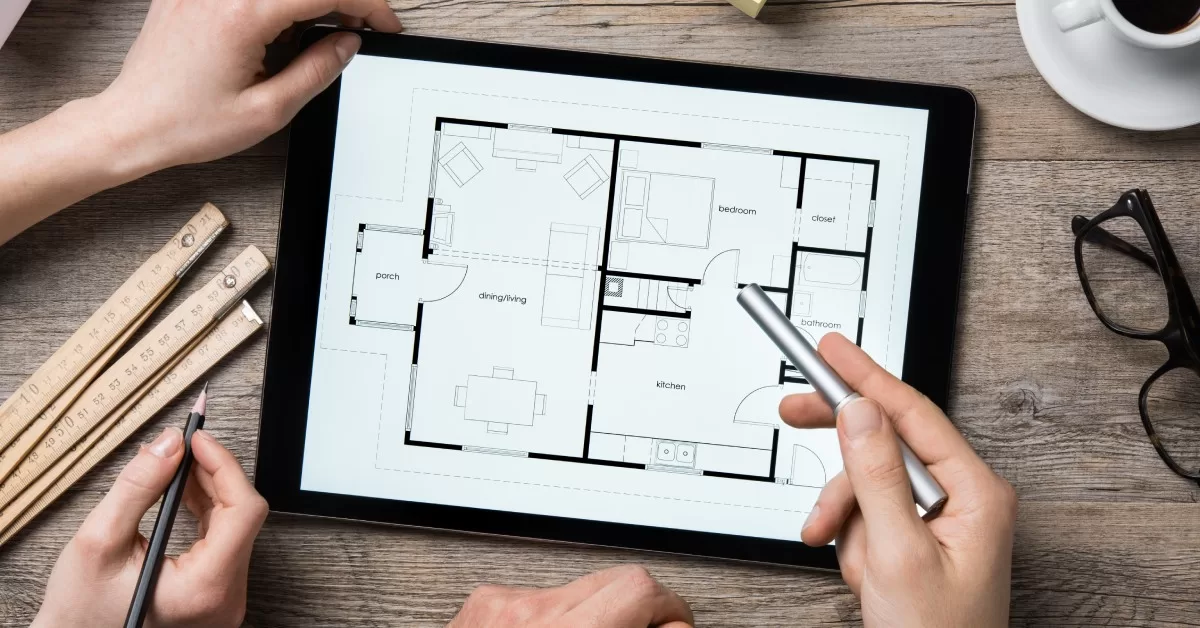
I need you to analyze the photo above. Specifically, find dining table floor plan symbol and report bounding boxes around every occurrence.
[350,116,881,487]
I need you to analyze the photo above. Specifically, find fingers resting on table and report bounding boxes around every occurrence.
[451,565,694,628]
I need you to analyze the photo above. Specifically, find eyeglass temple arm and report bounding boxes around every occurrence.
[1072,215,1160,274]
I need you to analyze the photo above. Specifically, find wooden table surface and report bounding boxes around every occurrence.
[3,0,1200,625]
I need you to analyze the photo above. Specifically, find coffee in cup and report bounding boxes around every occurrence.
[1112,0,1200,35]
[1055,0,1200,49]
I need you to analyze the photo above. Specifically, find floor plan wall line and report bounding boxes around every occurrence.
[346,116,880,488]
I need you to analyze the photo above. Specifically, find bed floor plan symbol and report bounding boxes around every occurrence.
[338,116,880,488]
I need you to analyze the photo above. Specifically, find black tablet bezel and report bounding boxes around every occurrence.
[255,26,975,571]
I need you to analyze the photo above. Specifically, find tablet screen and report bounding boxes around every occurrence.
[297,52,930,544]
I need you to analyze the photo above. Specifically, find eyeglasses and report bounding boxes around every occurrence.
[1072,189,1200,484]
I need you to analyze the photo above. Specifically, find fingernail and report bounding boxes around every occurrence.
[387,11,404,31]
[148,427,182,458]
[840,398,881,440]
[335,33,362,64]
[801,505,820,532]
[193,429,214,443]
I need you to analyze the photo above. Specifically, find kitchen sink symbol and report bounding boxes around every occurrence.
[653,439,697,468]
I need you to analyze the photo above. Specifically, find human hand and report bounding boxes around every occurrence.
[92,0,402,178]
[32,428,269,628]
[780,334,1017,628]
[449,565,694,628]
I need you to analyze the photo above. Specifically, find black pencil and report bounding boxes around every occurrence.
[123,382,208,628]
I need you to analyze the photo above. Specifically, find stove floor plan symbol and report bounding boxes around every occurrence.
[345,117,878,488]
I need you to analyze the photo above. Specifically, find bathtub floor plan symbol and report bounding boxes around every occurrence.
[342,117,880,487]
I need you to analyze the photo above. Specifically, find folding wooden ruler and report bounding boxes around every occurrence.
[0,300,264,545]
[0,204,226,454]
[0,245,270,510]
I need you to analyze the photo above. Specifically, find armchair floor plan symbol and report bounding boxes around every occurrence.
[342,117,880,488]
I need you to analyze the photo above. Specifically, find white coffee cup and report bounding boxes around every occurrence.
[0,0,31,50]
[1054,0,1200,49]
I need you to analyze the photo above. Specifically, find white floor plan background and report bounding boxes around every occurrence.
[300,55,929,542]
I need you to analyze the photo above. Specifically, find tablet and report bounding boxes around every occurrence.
[256,27,976,570]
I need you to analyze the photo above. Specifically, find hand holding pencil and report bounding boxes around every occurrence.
[124,383,209,628]
[31,415,267,628]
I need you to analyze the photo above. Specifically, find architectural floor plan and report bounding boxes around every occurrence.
[300,55,929,542]
[340,117,879,488]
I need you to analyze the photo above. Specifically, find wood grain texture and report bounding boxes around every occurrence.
[2,0,1200,626]
[4,0,1200,162]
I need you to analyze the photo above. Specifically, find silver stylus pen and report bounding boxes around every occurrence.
[737,283,948,515]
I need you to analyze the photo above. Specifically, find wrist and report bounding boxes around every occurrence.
[66,90,171,184]
[0,90,174,244]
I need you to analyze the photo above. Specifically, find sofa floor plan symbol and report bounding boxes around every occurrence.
[335,116,883,489]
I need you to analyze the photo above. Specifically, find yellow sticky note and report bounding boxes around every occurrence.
[728,0,766,18]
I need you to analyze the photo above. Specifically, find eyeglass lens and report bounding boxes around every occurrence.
[1145,366,1200,475]
[1079,215,1170,333]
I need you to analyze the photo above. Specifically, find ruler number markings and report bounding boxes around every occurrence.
[0,248,267,506]
[0,206,228,447]
[0,302,263,537]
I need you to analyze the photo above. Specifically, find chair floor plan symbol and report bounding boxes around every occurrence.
[440,142,484,187]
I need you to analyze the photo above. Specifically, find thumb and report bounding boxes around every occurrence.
[78,427,184,548]
[242,32,361,135]
[836,398,923,544]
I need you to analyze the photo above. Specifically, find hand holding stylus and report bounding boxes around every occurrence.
[738,284,947,513]
[781,334,1017,627]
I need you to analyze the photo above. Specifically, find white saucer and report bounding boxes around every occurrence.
[1017,0,1200,131]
